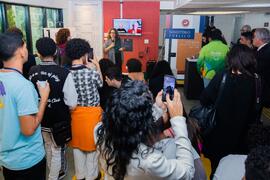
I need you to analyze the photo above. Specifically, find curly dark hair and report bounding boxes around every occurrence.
[65,38,90,60]
[96,81,159,180]
[55,28,70,45]
[36,37,56,57]
[245,146,270,180]
[247,124,270,151]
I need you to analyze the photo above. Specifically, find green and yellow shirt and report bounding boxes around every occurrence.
[197,40,229,80]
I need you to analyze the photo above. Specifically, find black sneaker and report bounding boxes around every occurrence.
[58,170,66,180]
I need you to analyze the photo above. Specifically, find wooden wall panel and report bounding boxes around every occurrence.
[176,33,202,73]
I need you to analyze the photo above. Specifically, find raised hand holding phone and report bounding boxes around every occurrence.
[162,75,176,102]
[166,89,183,118]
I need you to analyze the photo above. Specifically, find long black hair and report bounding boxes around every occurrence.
[227,44,257,77]
[150,60,173,79]
[96,81,159,180]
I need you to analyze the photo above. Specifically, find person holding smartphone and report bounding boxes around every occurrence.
[0,32,50,180]
[96,81,194,180]
[66,38,103,180]
[149,60,175,98]
[29,37,78,180]
[104,28,125,71]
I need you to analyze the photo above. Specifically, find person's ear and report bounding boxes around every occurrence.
[105,76,111,83]
[82,53,88,64]
[37,52,42,59]
[18,43,28,61]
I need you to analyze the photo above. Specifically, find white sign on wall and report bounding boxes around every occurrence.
[165,15,201,78]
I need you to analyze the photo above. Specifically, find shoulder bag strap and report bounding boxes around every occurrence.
[255,73,262,123]
[214,72,227,108]
[37,65,43,81]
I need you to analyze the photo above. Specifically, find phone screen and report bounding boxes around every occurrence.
[162,75,176,101]
[88,48,94,62]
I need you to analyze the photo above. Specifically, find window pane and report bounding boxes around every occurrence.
[46,9,57,28]
[6,4,27,40]
[30,7,44,53]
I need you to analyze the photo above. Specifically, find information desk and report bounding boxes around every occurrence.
[183,58,204,100]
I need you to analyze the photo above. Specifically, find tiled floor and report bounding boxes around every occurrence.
[0,87,204,180]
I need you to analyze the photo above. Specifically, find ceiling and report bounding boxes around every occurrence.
[162,0,270,14]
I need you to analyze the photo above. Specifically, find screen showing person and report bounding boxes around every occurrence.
[113,19,142,35]
[162,75,176,102]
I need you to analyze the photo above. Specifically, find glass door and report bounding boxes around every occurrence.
[30,7,44,54]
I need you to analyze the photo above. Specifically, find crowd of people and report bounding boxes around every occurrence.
[197,25,270,179]
[0,24,269,180]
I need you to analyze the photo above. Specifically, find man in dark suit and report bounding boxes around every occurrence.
[253,28,270,121]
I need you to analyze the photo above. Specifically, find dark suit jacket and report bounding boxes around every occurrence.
[256,43,270,107]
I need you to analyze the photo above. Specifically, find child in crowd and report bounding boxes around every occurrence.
[96,81,195,180]
[29,37,77,180]
[65,38,103,180]
[0,32,50,180]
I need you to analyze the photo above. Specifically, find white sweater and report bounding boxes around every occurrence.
[95,116,195,180]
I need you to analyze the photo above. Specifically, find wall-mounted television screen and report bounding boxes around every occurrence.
[113,19,142,36]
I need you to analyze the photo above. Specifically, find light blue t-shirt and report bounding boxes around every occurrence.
[0,72,45,170]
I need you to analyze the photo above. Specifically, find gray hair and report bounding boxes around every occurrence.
[241,25,251,32]
[255,28,270,43]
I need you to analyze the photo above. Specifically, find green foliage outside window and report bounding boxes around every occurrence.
[46,9,57,28]
[6,5,27,42]
[30,7,44,53]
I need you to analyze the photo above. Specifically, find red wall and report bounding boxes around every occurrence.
[103,1,160,72]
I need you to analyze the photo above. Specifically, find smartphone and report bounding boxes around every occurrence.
[88,48,94,62]
[37,80,47,88]
[162,75,176,102]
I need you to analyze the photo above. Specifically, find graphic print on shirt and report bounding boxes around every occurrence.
[0,81,6,108]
